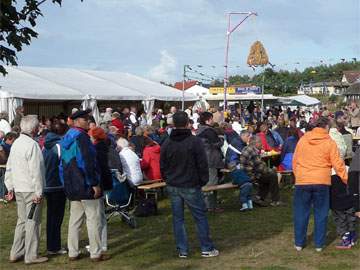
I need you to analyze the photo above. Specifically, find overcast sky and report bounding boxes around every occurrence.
[17,0,360,83]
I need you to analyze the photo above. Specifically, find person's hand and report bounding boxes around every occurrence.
[32,195,42,204]
[355,212,360,218]
[92,185,102,199]
[5,190,14,201]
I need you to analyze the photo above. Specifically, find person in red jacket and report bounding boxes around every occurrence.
[111,112,124,135]
[140,137,161,181]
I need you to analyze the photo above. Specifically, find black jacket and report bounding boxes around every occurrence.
[330,175,353,210]
[348,148,360,211]
[196,125,224,168]
[160,128,209,188]
[94,141,113,191]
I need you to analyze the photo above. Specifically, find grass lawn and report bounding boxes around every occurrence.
[0,189,359,270]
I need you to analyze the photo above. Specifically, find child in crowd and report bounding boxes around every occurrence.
[330,171,357,249]
[228,162,253,212]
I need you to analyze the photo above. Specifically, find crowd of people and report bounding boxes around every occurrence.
[0,100,359,264]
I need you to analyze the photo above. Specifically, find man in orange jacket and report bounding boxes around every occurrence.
[292,117,347,252]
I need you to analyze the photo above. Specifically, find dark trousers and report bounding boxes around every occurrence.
[258,172,280,202]
[46,191,66,252]
[332,208,358,236]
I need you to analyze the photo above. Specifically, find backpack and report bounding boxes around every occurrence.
[134,198,157,217]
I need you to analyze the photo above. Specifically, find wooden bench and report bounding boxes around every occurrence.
[137,182,167,200]
[202,182,238,192]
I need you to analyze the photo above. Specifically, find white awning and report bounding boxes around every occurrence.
[0,66,197,101]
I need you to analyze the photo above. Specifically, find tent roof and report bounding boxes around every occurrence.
[185,85,210,96]
[0,66,196,101]
[279,95,321,106]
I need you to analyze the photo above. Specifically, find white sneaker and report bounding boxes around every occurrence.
[315,248,323,252]
[47,248,67,255]
[85,245,107,252]
[201,249,219,258]
[25,256,48,264]
[294,246,302,251]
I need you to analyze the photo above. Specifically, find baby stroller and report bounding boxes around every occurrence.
[105,170,137,228]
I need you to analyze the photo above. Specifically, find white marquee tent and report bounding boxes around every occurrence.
[0,66,197,124]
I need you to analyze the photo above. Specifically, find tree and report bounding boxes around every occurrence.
[0,0,82,76]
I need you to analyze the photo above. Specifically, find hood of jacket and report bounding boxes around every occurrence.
[61,128,84,149]
[170,128,192,142]
[302,127,330,145]
[44,132,62,149]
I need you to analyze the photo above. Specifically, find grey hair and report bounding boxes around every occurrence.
[116,137,129,149]
[135,126,144,136]
[20,115,39,134]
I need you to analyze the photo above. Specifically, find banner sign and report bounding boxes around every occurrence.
[209,86,260,95]
[235,86,261,94]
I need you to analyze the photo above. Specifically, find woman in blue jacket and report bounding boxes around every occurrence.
[43,122,68,255]
[279,128,299,171]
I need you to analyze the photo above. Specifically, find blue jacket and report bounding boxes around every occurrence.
[43,132,63,193]
[270,130,284,147]
[225,137,247,167]
[60,127,100,200]
[280,136,298,170]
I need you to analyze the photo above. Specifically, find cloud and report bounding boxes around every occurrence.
[147,50,177,82]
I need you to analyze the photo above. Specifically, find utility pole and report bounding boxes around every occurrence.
[181,65,188,111]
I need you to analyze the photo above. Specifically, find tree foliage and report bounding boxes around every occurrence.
[212,61,360,95]
[0,0,81,76]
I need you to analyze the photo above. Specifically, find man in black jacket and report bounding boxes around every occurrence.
[160,111,219,259]
[196,112,224,212]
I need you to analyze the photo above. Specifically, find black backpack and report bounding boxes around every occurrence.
[134,198,158,217]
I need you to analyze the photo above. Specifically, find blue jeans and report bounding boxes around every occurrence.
[293,185,330,248]
[167,186,215,254]
[239,182,252,204]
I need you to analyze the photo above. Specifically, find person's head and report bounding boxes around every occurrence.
[20,115,39,137]
[287,127,299,140]
[130,106,137,113]
[240,130,251,144]
[334,111,346,127]
[0,112,8,121]
[259,122,268,133]
[89,121,97,130]
[351,102,358,109]
[0,131,5,140]
[173,111,189,128]
[289,118,297,128]
[106,107,113,113]
[199,111,214,126]
[135,126,144,136]
[143,125,154,135]
[88,127,107,143]
[170,106,177,114]
[233,116,240,123]
[314,116,331,132]
[122,107,130,115]
[4,132,18,145]
[71,108,79,115]
[16,106,24,114]
[116,137,129,151]
[249,135,262,150]
[71,109,91,131]
[50,122,68,136]
[157,109,163,115]
[112,112,120,120]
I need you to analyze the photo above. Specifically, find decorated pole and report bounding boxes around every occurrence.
[223,12,257,111]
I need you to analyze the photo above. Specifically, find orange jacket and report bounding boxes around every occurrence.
[292,127,347,185]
